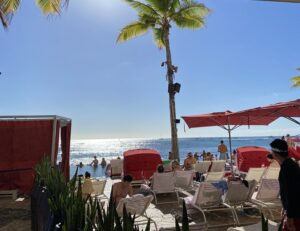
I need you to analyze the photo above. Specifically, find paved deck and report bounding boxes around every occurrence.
[0,178,280,231]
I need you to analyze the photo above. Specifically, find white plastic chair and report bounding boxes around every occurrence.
[117,194,157,230]
[194,161,211,174]
[251,179,281,221]
[92,180,108,201]
[184,182,236,227]
[262,167,280,180]
[174,170,194,191]
[245,168,266,183]
[223,180,259,225]
[151,172,178,204]
[110,159,123,178]
[210,160,226,172]
[205,172,225,182]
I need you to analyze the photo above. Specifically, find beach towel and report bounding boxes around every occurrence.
[117,194,146,216]
[211,180,228,194]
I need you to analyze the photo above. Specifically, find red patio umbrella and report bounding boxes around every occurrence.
[234,99,300,125]
[182,111,277,167]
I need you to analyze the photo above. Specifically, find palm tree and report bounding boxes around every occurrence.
[291,68,300,88]
[117,0,209,161]
[0,0,69,29]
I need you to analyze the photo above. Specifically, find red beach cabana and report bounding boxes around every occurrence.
[0,115,71,194]
[236,146,271,172]
[123,149,162,181]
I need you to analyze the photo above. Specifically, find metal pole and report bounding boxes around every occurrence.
[228,127,233,169]
[51,117,57,167]
[227,117,234,174]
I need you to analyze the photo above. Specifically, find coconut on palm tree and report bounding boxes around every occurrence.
[117,0,209,161]
[291,68,300,88]
[0,0,69,29]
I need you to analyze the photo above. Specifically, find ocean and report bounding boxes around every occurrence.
[68,136,278,177]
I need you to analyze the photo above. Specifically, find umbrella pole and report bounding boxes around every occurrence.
[227,127,233,174]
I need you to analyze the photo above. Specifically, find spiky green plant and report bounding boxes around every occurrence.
[0,0,69,29]
[117,0,209,161]
[261,213,268,231]
[35,159,156,230]
[174,200,189,231]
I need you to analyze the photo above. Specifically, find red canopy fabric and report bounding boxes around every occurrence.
[182,111,277,128]
[234,99,300,118]
[0,120,56,193]
[0,117,72,194]
[123,149,162,180]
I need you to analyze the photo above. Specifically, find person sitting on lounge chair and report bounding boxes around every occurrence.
[82,171,93,199]
[171,160,182,171]
[112,175,133,205]
[184,152,196,170]
[139,164,165,195]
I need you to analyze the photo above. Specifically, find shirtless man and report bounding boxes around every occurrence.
[218,140,228,160]
[91,156,99,167]
[184,152,196,170]
[112,175,133,205]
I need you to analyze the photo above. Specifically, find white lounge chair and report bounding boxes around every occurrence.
[251,179,281,221]
[262,167,280,180]
[184,182,236,228]
[194,161,211,174]
[223,180,259,225]
[210,160,226,172]
[110,159,123,178]
[117,194,157,230]
[174,170,194,191]
[91,180,108,201]
[205,172,225,182]
[245,168,266,183]
[151,172,178,205]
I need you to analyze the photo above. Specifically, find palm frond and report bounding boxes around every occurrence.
[173,14,205,29]
[2,0,20,13]
[124,0,160,18]
[139,13,160,26]
[173,3,209,19]
[36,0,68,15]
[170,0,180,12]
[0,10,8,28]
[146,0,170,14]
[117,21,150,43]
[153,28,165,48]
[291,76,300,88]
[0,0,20,28]
[297,68,300,72]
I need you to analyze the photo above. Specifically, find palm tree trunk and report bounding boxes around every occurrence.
[164,26,180,162]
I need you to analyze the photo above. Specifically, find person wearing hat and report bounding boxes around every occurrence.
[270,139,300,231]
[184,152,196,170]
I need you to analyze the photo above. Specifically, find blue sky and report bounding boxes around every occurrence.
[1,0,300,139]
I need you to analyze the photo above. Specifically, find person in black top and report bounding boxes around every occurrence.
[270,139,300,231]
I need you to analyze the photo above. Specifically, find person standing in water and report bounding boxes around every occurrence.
[100,157,107,167]
[91,156,99,167]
